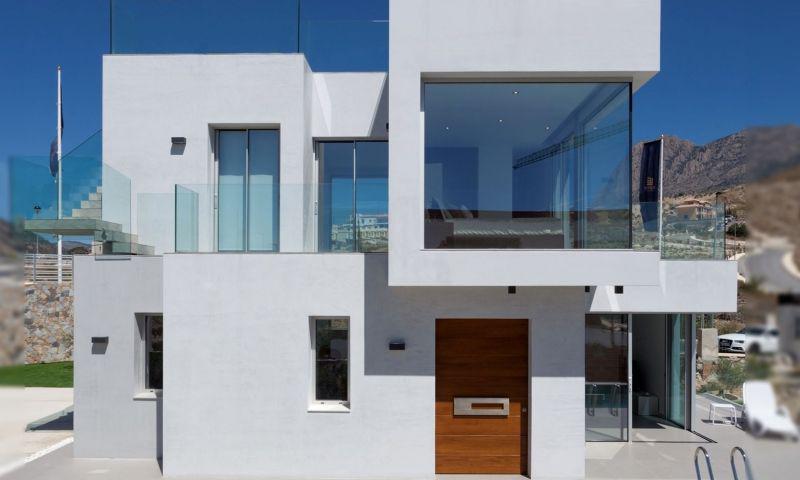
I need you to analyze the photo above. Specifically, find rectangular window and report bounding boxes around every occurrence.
[137,315,163,392]
[423,82,631,249]
[317,141,388,252]
[312,318,349,406]
[217,129,280,252]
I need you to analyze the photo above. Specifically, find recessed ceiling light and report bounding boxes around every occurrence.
[499,119,504,123]
[545,125,550,130]
[445,126,450,130]
[513,90,519,95]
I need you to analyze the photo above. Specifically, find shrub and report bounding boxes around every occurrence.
[745,356,772,380]
[714,358,746,397]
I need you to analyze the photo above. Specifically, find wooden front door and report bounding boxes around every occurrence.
[435,318,528,474]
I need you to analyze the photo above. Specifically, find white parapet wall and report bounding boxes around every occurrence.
[587,260,739,313]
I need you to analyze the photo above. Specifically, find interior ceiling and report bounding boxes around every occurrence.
[424,83,600,156]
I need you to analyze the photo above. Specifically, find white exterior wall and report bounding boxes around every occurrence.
[588,260,739,313]
[388,0,662,287]
[103,55,387,255]
[73,255,163,458]
[163,253,585,479]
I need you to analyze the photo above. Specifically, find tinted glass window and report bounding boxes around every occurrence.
[315,318,348,402]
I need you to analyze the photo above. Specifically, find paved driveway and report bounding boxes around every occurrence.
[0,388,73,477]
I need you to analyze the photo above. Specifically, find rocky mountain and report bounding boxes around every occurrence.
[633,124,800,197]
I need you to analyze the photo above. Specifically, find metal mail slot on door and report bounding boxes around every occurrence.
[453,397,509,416]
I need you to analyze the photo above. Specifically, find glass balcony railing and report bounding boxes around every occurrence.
[110,0,389,72]
[633,201,726,260]
[166,183,388,254]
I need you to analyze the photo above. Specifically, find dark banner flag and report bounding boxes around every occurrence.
[639,139,661,232]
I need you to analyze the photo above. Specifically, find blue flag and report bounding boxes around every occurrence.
[639,139,661,232]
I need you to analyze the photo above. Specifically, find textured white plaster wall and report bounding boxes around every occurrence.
[73,255,163,458]
[162,253,586,478]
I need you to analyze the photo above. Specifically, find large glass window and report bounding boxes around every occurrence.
[318,141,388,252]
[585,314,629,442]
[313,318,349,404]
[424,82,631,249]
[218,130,279,252]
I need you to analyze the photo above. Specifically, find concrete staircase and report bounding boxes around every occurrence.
[69,187,102,220]
[26,186,154,255]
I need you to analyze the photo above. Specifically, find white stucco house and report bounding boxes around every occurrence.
[60,1,738,478]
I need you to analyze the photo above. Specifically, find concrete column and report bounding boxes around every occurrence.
[529,289,585,479]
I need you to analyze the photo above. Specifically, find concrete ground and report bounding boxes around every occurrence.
[3,393,799,480]
[0,388,73,477]
[587,394,800,479]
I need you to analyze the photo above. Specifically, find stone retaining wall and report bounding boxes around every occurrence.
[24,281,74,364]
[0,262,26,365]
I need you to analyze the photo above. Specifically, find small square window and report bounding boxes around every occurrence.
[311,318,349,408]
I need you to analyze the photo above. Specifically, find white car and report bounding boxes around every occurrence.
[718,325,779,354]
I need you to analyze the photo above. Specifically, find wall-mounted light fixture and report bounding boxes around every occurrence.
[91,336,109,355]
[389,340,405,351]
[507,286,516,294]
[171,137,186,145]
[614,285,624,294]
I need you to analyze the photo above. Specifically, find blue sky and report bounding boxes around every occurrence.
[1,0,798,218]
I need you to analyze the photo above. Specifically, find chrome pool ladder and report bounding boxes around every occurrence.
[695,446,715,480]
[730,446,754,480]
[694,446,754,480]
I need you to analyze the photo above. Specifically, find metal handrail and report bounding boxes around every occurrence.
[587,384,596,417]
[610,383,620,417]
[730,447,754,480]
[695,446,715,480]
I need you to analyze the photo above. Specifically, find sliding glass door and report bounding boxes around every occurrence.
[585,314,629,441]
[318,141,387,252]
[217,129,279,251]
[666,314,688,427]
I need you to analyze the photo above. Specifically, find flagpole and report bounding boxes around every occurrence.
[658,134,664,254]
[57,66,63,284]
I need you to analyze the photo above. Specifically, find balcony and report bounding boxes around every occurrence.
[131,183,388,255]
[12,131,153,255]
